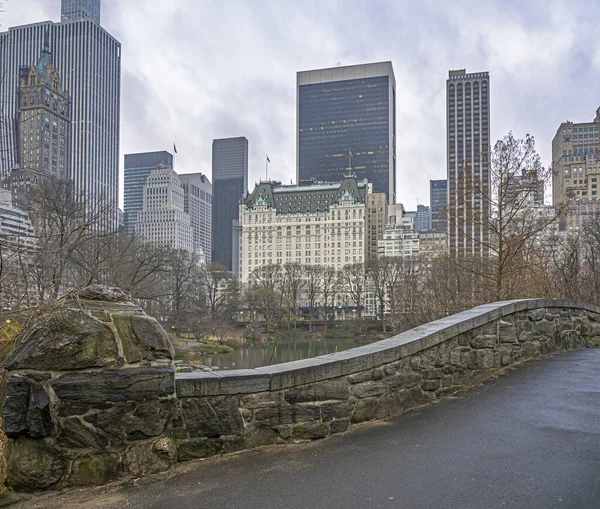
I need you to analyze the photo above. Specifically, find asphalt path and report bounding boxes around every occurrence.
[17,349,600,509]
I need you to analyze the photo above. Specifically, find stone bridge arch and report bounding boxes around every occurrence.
[2,292,599,493]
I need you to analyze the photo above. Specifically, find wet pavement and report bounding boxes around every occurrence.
[17,349,600,509]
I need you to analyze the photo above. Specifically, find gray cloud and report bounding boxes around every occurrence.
[6,0,600,209]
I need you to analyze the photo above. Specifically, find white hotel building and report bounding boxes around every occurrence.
[238,177,371,284]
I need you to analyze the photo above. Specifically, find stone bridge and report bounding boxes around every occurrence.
[3,293,600,494]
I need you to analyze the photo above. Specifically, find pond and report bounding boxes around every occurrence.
[178,335,380,370]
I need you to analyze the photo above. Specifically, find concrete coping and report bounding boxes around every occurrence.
[175,298,600,396]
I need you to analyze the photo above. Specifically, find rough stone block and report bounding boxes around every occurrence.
[329,418,350,434]
[498,320,517,343]
[84,399,175,441]
[284,379,349,403]
[68,453,120,486]
[351,398,379,423]
[533,320,556,338]
[422,368,444,379]
[4,309,119,371]
[347,370,373,384]
[350,381,386,399]
[124,437,177,477]
[320,401,354,421]
[421,379,440,392]
[522,341,541,359]
[6,439,65,491]
[528,308,546,321]
[52,366,174,403]
[239,392,282,409]
[180,397,243,438]
[292,422,330,440]
[2,377,51,438]
[58,417,109,449]
[113,314,175,363]
[176,437,225,461]
[254,404,320,427]
[130,315,175,360]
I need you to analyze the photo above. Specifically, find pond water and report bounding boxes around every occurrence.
[178,335,379,370]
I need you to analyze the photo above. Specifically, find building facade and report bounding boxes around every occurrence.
[212,137,248,271]
[10,35,70,208]
[179,172,212,261]
[418,231,447,259]
[61,0,101,24]
[366,192,388,260]
[124,151,173,235]
[551,107,600,233]
[135,168,193,252]
[0,9,121,227]
[0,188,35,248]
[297,62,396,203]
[446,69,491,257]
[238,177,370,284]
[405,204,431,233]
[430,179,447,233]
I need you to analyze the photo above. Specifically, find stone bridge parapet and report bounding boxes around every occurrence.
[3,295,600,493]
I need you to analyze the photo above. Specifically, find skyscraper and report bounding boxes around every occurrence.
[135,168,194,252]
[212,137,248,271]
[405,204,431,233]
[179,172,212,262]
[430,179,447,233]
[11,34,70,208]
[61,0,101,24]
[124,151,173,234]
[446,69,490,257]
[297,62,396,203]
[0,2,120,226]
[551,107,600,233]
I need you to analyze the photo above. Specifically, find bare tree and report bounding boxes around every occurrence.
[198,262,240,322]
[26,178,115,299]
[282,262,304,329]
[366,257,389,332]
[320,266,339,329]
[451,132,563,300]
[304,265,322,331]
[340,262,366,333]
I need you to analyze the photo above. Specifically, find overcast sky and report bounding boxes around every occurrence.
[5,0,600,209]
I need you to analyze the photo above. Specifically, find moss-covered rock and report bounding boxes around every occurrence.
[6,439,65,491]
[4,310,119,371]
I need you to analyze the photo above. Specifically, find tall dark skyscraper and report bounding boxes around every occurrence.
[297,62,396,203]
[0,0,120,226]
[61,0,101,24]
[124,151,173,234]
[430,179,447,233]
[212,137,248,271]
[446,69,490,257]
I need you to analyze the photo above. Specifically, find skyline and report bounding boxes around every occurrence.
[4,0,600,209]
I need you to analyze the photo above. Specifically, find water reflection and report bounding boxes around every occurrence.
[188,336,375,370]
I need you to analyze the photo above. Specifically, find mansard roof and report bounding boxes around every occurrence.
[241,176,369,214]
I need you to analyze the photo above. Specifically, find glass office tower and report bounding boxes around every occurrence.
[430,179,448,233]
[212,137,248,271]
[297,62,396,203]
[61,0,101,24]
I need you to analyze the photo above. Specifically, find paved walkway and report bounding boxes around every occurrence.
[16,349,600,509]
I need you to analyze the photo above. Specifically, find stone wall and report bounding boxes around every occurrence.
[3,295,600,493]
[171,300,600,459]
[2,288,177,491]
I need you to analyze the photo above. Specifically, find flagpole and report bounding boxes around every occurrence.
[265,155,268,181]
